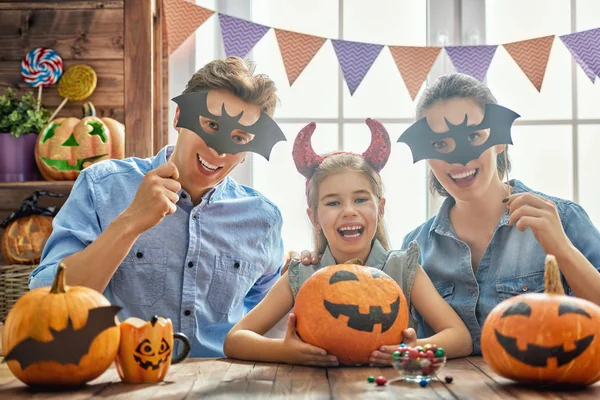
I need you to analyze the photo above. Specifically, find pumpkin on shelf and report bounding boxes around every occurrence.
[34,102,125,181]
[2,263,121,387]
[481,255,600,385]
[0,190,64,265]
[294,261,408,366]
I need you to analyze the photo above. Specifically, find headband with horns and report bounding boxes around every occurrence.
[292,118,392,179]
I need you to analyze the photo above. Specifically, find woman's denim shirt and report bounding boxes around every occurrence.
[402,180,600,355]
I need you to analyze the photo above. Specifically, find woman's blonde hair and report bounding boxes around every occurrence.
[306,153,390,255]
[183,56,278,116]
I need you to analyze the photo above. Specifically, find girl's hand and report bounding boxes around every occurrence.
[280,314,338,367]
[506,193,574,259]
[369,328,417,366]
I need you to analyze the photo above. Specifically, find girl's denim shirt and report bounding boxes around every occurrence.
[402,179,600,355]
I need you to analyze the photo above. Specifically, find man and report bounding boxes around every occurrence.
[30,57,286,357]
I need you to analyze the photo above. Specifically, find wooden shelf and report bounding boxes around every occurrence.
[0,181,75,190]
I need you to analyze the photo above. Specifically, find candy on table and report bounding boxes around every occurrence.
[20,47,63,110]
[394,343,447,381]
[49,64,97,121]
[445,376,453,383]
[375,376,387,386]
[367,376,375,383]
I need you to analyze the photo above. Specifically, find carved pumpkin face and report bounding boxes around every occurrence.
[1,215,53,264]
[35,111,124,181]
[116,316,191,383]
[482,256,600,385]
[295,264,408,365]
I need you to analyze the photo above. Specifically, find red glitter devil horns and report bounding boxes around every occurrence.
[292,118,392,179]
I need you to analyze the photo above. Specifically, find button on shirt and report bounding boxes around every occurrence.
[29,145,284,357]
[402,180,600,355]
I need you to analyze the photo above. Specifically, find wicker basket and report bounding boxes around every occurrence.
[0,264,36,323]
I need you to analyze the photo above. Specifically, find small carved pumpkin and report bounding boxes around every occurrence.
[481,255,600,385]
[295,262,408,365]
[1,215,53,264]
[116,316,191,383]
[2,263,121,387]
[35,102,125,181]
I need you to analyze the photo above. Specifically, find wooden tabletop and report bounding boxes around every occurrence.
[0,356,599,399]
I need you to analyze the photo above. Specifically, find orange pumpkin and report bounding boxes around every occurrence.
[35,102,125,181]
[295,262,408,365]
[481,255,600,385]
[1,215,53,264]
[116,316,191,383]
[2,263,121,387]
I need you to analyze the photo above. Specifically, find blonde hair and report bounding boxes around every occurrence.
[183,56,278,116]
[306,153,390,255]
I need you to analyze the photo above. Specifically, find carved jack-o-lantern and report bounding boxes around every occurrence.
[482,255,600,385]
[1,215,53,265]
[116,316,191,383]
[35,103,125,181]
[295,263,408,365]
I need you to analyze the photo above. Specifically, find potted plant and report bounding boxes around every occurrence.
[0,88,50,182]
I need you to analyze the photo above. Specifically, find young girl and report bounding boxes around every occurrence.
[399,73,600,355]
[223,119,472,366]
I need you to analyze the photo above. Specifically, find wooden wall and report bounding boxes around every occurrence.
[0,0,170,265]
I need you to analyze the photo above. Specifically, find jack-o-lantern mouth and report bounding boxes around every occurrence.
[133,351,171,370]
[495,330,594,367]
[324,296,400,333]
[41,154,108,171]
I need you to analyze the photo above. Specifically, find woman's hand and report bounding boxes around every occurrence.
[280,314,339,367]
[506,193,574,259]
[368,328,417,366]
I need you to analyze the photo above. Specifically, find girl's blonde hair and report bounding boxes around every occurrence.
[306,153,390,255]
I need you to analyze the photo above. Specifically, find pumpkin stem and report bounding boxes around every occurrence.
[151,315,159,326]
[343,258,363,265]
[82,102,97,117]
[544,255,565,295]
[50,262,68,294]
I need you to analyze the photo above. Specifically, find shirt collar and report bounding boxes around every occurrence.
[320,239,387,269]
[429,179,527,238]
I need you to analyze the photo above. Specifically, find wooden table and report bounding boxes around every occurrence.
[0,357,599,399]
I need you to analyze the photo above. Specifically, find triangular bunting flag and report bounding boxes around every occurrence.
[331,40,383,95]
[219,14,270,59]
[163,0,214,55]
[560,28,600,83]
[275,29,326,86]
[445,45,498,82]
[503,35,554,91]
[388,46,442,100]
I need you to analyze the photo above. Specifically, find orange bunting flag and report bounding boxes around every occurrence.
[388,46,442,101]
[164,0,215,55]
[503,35,555,91]
[275,29,327,86]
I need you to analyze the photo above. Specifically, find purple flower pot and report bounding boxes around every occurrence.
[0,133,41,182]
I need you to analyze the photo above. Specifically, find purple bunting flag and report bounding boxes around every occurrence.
[331,39,384,95]
[219,14,270,58]
[445,45,498,82]
[560,28,600,83]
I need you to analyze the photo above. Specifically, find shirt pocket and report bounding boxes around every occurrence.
[113,248,167,306]
[435,282,456,302]
[495,271,545,302]
[207,255,255,315]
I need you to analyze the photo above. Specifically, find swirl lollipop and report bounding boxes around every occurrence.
[49,64,97,121]
[21,47,63,110]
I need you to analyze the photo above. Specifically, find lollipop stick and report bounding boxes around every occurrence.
[37,86,42,111]
[49,98,68,121]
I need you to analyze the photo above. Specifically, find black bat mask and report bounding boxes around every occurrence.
[4,305,121,369]
[398,104,520,165]
[172,91,286,160]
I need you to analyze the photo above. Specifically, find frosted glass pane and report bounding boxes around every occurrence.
[251,0,339,118]
[343,0,427,118]
[485,0,572,120]
[343,123,427,249]
[578,125,600,229]
[576,0,600,119]
[509,125,573,200]
[252,123,339,253]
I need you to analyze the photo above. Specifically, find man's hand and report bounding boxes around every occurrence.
[119,162,181,235]
[299,250,321,265]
